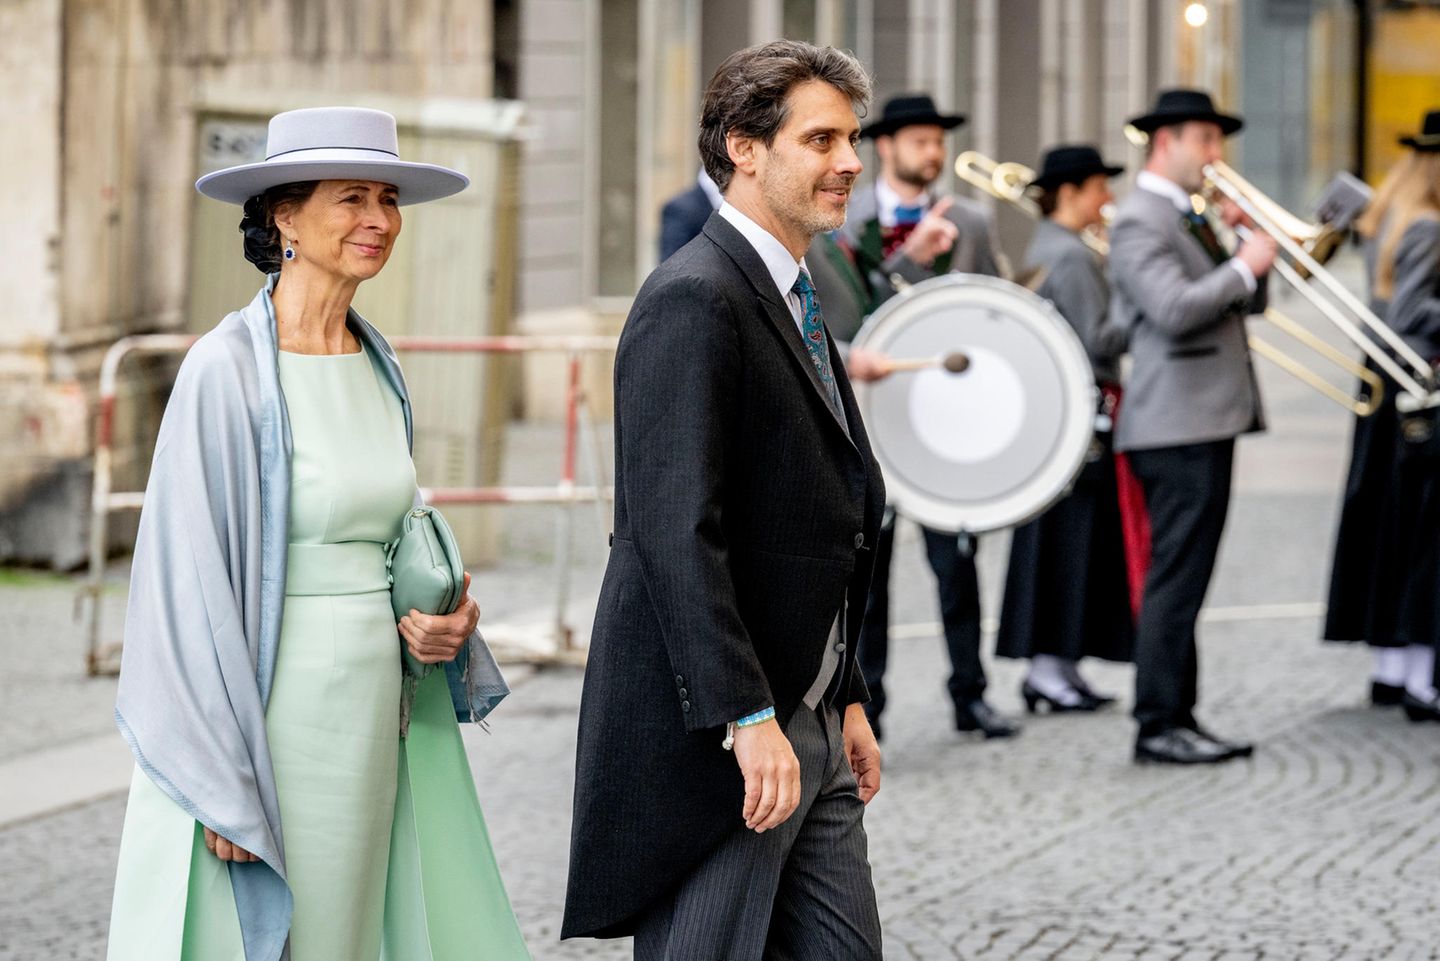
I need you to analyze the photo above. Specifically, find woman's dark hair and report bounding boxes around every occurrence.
[698,40,871,193]
[238,181,320,273]
[1035,186,1061,218]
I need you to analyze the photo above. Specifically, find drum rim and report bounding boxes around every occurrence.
[852,273,1097,534]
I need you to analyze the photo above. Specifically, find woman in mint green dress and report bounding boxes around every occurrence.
[107,108,530,961]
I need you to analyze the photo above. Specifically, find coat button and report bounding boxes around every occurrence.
[675,675,684,686]
[681,700,692,713]
[853,532,865,549]
[678,688,688,699]
[835,642,846,653]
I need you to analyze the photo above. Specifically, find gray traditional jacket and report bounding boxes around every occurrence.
[114,277,508,961]
[1026,218,1127,385]
[1107,186,1268,452]
[1386,216,1440,361]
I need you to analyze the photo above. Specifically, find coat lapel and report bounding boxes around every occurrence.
[703,214,856,446]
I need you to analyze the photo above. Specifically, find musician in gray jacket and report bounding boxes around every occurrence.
[1108,90,1276,765]
[997,146,1135,713]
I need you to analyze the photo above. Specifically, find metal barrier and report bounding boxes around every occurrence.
[79,333,618,676]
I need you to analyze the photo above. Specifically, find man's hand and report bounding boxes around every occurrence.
[899,196,959,267]
[843,703,881,804]
[399,572,480,665]
[733,717,801,833]
[847,347,894,383]
[1236,232,1277,278]
[204,826,259,862]
[1216,196,1254,231]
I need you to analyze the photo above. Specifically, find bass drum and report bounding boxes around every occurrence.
[852,273,1097,533]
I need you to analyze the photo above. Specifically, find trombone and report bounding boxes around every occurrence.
[955,151,1111,256]
[1203,159,1437,412]
[957,147,1386,416]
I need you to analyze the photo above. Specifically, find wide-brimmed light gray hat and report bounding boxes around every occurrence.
[196,106,469,205]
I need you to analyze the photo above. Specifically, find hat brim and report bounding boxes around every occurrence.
[860,113,967,140]
[1399,134,1440,152]
[1028,163,1125,191]
[1126,110,1244,137]
[196,156,469,206]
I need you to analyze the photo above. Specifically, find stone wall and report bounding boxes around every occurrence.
[0,0,497,567]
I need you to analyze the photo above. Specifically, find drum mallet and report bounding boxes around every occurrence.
[885,351,971,374]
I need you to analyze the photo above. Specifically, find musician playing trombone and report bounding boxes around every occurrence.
[1325,108,1440,723]
[1108,89,1276,765]
[995,146,1135,713]
[837,92,1019,741]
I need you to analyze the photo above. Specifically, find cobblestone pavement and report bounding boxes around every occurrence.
[4,276,1440,960]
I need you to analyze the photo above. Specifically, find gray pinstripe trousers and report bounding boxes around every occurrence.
[632,703,883,961]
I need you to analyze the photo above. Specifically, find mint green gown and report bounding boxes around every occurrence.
[108,346,531,960]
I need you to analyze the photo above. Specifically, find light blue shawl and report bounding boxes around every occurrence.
[114,276,509,961]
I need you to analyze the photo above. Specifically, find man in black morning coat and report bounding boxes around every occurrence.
[563,40,887,960]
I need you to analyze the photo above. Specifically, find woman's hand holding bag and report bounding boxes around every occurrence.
[398,571,480,665]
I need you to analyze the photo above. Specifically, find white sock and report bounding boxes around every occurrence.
[1059,658,1092,692]
[1372,647,1407,687]
[1027,655,1083,705]
[1403,644,1437,701]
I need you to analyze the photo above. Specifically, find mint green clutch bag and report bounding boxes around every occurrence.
[387,506,465,679]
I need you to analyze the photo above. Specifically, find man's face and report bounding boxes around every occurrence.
[1158,120,1225,193]
[878,124,947,188]
[755,79,863,238]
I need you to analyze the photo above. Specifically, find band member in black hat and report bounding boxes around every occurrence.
[1108,89,1277,764]
[1326,108,1440,721]
[839,92,1017,741]
[997,145,1135,713]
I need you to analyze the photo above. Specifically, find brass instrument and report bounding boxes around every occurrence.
[1203,159,1438,412]
[956,148,1386,416]
[955,151,1110,255]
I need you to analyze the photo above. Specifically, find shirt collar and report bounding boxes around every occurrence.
[718,201,806,300]
[875,177,931,228]
[697,168,723,210]
[1136,170,1196,214]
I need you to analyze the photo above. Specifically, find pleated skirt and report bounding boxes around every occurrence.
[996,434,1136,663]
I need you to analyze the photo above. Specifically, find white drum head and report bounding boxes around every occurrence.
[852,274,1097,533]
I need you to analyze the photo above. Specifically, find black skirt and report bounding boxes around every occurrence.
[996,432,1136,663]
[1368,402,1440,649]
[1323,364,1404,646]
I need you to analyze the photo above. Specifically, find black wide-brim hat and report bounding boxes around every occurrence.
[860,93,966,139]
[1126,88,1243,136]
[1400,109,1440,151]
[1027,145,1125,190]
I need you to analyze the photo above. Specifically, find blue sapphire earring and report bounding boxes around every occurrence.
[283,241,295,261]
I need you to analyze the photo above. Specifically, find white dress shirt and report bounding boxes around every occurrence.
[1135,170,1256,294]
[697,168,723,211]
[874,176,931,229]
[717,201,809,332]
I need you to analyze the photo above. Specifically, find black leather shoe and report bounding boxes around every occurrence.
[1020,681,1099,714]
[1189,723,1255,759]
[1070,680,1118,709]
[1135,727,1237,765]
[1401,691,1440,722]
[956,699,1021,738]
[1371,681,1406,707]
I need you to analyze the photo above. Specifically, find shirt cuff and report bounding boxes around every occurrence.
[1227,257,1258,295]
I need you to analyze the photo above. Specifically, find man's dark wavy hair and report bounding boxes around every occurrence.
[698,40,871,194]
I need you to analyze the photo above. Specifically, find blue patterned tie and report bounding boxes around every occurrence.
[791,269,843,417]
